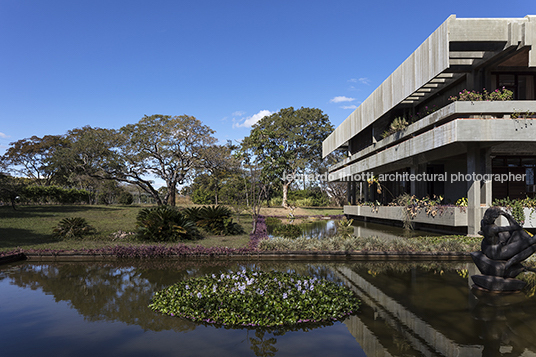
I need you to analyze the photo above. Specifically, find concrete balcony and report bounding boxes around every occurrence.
[329,101,536,179]
[345,205,469,227]
[345,205,536,232]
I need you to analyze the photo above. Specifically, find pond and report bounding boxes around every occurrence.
[267,218,439,240]
[267,219,338,239]
[2,259,536,356]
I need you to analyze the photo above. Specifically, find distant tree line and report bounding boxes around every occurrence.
[0,107,347,211]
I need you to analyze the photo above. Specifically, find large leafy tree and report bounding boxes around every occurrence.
[118,115,217,205]
[1,135,70,185]
[241,107,333,208]
[50,126,126,193]
[54,116,217,206]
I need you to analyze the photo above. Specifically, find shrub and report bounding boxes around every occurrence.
[191,188,215,204]
[335,217,354,235]
[21,185,91,204]
[382,117,409,138]
[492,198,526,224]
[264,217,282,226]
[184,205,245,236]
[273,223,302,238]
[182,206,203,222]
[449,87,513,102]
[52,217,95,239]
[294,197,315,207]
[136,206,200,242]
[269,197,283,206]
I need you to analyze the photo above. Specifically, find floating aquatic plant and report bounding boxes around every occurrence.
[149,270,360,328]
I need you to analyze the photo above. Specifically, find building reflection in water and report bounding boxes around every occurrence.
[336,262,536,357]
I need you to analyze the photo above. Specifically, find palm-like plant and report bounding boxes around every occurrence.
[184,205,244,235]
[52,217,95,239]
[136,206,200,242]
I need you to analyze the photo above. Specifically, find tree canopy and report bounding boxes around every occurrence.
[118,115,217,205]
[241,107,333,207]
[1,135,70,185]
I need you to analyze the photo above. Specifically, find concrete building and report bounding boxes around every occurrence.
[323,15,536,235]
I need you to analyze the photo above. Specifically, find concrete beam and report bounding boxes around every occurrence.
[449,58,475,66]
[449,51,486,58]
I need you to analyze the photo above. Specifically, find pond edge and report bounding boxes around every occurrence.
[1,251,471,264]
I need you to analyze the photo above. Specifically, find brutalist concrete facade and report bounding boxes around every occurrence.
[323,15,536,235]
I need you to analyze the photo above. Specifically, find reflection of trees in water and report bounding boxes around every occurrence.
[3,260,349,339]
[6,262,197,332]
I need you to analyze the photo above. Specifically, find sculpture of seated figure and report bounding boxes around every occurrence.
[471,207,536,291]
[479,207,536,270]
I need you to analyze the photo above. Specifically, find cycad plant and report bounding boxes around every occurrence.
[52,217,95,239]
[136,206,200,242]
[184,205,244,235]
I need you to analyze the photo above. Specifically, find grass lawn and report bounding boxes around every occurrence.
[0,204,253,252]
[3,204,479,256]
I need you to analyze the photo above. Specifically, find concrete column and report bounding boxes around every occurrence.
[350,182,356,205]
[467,144,481,236]
[481,147,492,207]
[410,165,417,197]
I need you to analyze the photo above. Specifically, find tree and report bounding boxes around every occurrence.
[1,135,70,185]
[241,107,333,208]
[49,126,128,202]
[218,170,250,218]
[118,115,217,205]
[319,150,348,207]
[198,143,241,205]
[236,144,269,234]
[54,116,218,206]
[0,173,27,209]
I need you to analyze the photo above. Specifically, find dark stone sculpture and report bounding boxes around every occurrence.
[471,207,536,292]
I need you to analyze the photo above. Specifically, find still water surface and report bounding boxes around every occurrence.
[1,259,536,356]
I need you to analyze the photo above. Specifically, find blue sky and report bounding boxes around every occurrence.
[1,0,535,155]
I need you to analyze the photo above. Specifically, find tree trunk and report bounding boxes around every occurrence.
[282,183,289,208]
[167,184,176,206]
[251,214,257,235]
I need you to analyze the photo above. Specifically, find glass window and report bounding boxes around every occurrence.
[527,168,534,185]
[499,74,516,87]
[521,157,536,167]
[507,158,520,167]
[519,75,535,100]
[492,157,505,167]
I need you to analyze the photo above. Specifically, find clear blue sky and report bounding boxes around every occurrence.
[1,0,535,155]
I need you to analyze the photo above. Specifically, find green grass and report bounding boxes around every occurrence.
[0,204,252,252]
